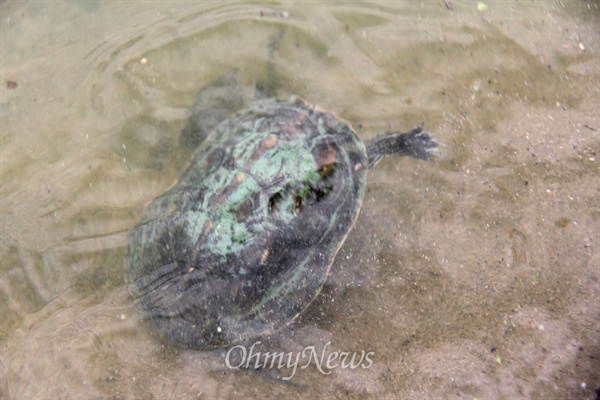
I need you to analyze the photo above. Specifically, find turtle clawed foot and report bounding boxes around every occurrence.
[404,125,444,160]
[365,125,444,169]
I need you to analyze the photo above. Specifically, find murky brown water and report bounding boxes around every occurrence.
[1,1,599,398]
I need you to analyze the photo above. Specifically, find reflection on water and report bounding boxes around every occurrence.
[1,1,599,398]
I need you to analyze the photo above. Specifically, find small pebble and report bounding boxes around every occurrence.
[140,57,147,65]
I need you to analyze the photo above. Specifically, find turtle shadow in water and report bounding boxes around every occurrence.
[125,71,441,354]
[180,71,260,149]
[180,69,286,149]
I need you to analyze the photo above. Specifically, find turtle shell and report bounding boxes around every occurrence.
[126,96,368,349]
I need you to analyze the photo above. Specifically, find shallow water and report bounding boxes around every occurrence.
[1,1,599,398]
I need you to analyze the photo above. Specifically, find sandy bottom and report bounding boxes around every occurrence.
[0,1,598,399]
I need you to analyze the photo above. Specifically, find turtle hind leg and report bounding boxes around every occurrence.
[365,125,441,170]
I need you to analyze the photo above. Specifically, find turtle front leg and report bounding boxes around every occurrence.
[365,126,441,170]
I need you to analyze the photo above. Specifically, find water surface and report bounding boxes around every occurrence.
[1,1,598,398]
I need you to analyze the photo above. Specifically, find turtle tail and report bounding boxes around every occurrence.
[365,125,441,170]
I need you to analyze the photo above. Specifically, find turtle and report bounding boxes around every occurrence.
[126,94,440,350]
